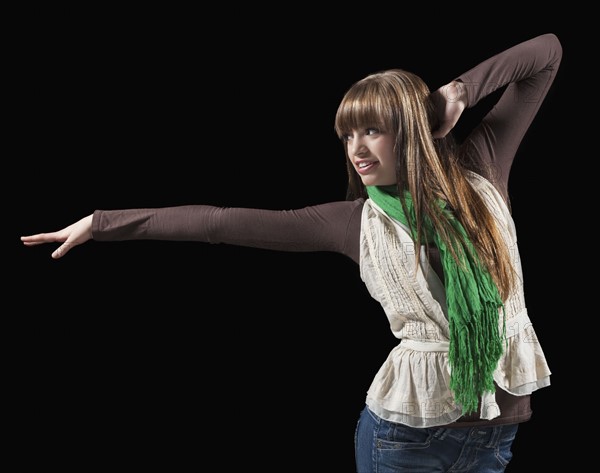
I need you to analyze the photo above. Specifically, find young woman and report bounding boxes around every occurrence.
[21,33,562,472]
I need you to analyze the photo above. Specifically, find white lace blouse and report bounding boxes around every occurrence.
[360,172,551,428]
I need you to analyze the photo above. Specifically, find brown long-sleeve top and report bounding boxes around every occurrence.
[92,34,562,427]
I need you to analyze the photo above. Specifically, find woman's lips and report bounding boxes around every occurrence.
[356,161,378,175]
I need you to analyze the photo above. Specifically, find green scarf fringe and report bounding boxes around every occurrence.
[367,185,505,414]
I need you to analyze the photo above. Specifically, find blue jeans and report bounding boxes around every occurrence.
[355,406,518,473]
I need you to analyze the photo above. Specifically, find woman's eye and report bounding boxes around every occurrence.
[342,134,352,142]
[366,128,380,136]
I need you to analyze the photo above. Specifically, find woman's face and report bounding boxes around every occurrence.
[344,127,396,186]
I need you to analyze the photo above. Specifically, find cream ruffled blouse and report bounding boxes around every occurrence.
[359,172,551,427]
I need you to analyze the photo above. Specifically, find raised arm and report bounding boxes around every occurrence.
[457,33,562,197]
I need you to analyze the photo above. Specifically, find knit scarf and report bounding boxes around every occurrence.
[367,185,505,414]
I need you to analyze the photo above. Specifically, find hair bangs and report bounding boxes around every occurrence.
[335,80,395,139]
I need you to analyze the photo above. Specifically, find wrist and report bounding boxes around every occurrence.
[445,81,466,108]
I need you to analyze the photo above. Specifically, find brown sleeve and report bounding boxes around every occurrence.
[92,199,364,264]
[457,33,562,199]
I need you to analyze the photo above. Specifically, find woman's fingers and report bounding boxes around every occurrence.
[52,241,74,259]
[21,215,94,259]
[21,233,65,246]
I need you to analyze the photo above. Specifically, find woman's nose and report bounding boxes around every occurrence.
[349,136,367,156]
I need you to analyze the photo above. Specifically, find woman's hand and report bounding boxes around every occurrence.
[21,214,94,259]
[430,80,466,139]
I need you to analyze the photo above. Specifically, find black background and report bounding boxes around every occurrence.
[12,9,576,472]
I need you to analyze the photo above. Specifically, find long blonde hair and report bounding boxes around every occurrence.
[334,69,515,300]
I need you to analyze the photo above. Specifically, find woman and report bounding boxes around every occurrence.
[21,33,562,472]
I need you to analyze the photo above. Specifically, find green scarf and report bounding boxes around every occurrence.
[367,185,505,415]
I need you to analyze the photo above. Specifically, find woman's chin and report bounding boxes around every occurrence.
[360,177,396,187]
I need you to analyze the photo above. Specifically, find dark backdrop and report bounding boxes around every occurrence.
[13,11,574,472]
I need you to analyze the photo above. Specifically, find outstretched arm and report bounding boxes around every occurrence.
[21,214,93,259]
[21,201,364,263]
